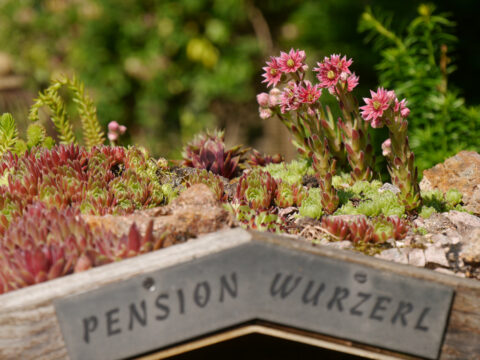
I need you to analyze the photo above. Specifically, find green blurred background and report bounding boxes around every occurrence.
[0,0,478,174]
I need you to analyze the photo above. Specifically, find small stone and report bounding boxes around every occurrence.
[375,248,409,264]
[378,183,400,194]
[171,183,217,207]
[425,245,449,268]
[459,228,480,265]
[408,249,426,267]
[444,210,480,233]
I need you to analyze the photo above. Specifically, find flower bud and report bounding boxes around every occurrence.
[268,88,282,106]
[382,138,392,156]
[119,125,127,134]
[256,92,270,107]
[108,132,118,141]
[108,121,119,132]
[259,107,273,120]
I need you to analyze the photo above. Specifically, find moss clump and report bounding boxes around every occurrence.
[264,159,313,185]
[419,188,465,218]
[335,181,405,217]
[298,188,323,219]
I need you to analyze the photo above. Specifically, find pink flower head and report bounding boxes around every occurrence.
[382,138,392,156]
[360,88,396,127]
[119,125,127,134]
[262,56,282,88]
[108,121,119,132]
[280,82,300,113]
[108,132,118,141]
[297,81,322,104]
[314,54,353,89]
[256,92,270,107]
[394,98,410,118]
[278,49,306,73]
[345,73,359,92]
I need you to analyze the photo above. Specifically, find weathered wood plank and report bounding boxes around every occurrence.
[0,228,251,360]
[253,231,480,359]
[0,228,479,359]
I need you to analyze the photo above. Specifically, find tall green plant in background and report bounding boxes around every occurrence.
[359,4,480,173]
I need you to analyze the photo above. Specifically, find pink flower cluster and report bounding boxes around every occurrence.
[256,88,282,119]
[107,121,127,142]
[262,49,307,88]
[360,88,410,128]
[279,81,322,113]
[313,54,359,94]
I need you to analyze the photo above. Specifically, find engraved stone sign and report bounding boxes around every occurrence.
[55,241,454,360]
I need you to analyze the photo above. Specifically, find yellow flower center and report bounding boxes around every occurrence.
[287,59,295,68]
[373,101,382,110]
[270,68,277,75]
[327,70,336,80]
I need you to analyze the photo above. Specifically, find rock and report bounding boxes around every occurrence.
[83,184,233,247]
[459,228,480,265]
[408,248,426,267]
[443,210,480,234]
[431,233,451,246]
[170,183,217,207]
[378,183,400,194]
[375,248,409,264]
[425,245,449,268]
[420,151,480,214]
[421,213,455,234]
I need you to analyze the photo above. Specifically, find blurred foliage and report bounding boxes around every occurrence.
[0,0,478,166]
[359,4,480,173]
[0,0,261,157]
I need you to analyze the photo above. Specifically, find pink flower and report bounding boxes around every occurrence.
[262,56,282,87]
[382,138,392,156]
[259,107,273,120]
[360,88,396,127]
[296,81,322,104]
[394,98,410,118]
[314,54,353,89]
[108,121,119,132]
[280,82,300,113]
[278,49,306,73]
[256,92,270,107]
[108,132,118,141]
[268,88,282,107]
[345,73,359,92]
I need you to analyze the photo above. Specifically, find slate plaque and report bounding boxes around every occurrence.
[55,242,454,360]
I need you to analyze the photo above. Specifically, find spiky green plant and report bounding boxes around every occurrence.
[28,75,105,148]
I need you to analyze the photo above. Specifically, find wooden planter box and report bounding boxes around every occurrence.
[0,228,479,360]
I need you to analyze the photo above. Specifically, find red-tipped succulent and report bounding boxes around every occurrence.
[182,130,249,179]
[234,169,277,210]
[248,149,284,167]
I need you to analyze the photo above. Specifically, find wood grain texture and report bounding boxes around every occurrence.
[0,228,479,359]
[0,228,251,360]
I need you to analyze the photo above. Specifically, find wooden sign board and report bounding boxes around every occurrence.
[54,235,453,360]
[1,228,479,360]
